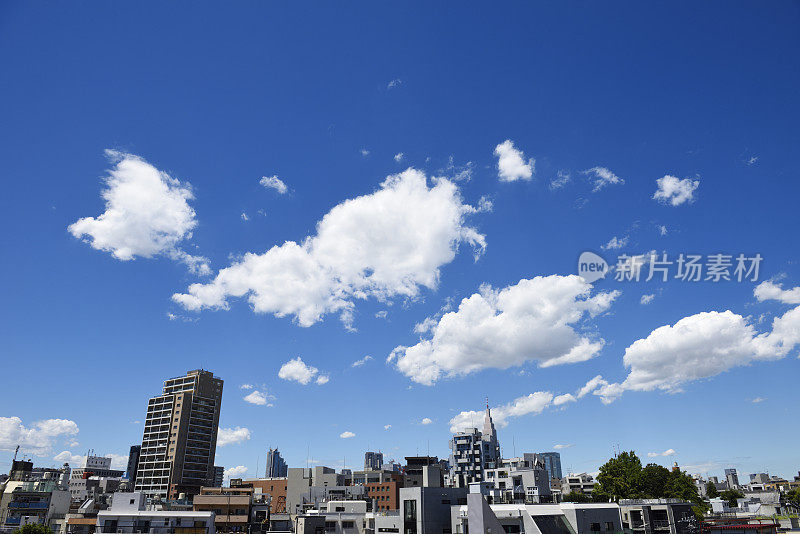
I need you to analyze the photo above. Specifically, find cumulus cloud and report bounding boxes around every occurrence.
[360,148,370,157]
[394,153,404,162]
[390,275,619,385]
[421,417,433,425]
[260,175,288,194]
[224,465,248,480]
[339,431,356,439]
[243,390,273,406]
[640,294,655,305]
[173,169,485,328]
[754,281,800,305]
[602,236,628,250]
[278,357,329,385]
[352,355,373,367]
[54,451,86,466]
[217,426,251,446]
[69,150,209,274]
[593,304,800,404]
[553,444,573,450]
[240,384,254,390]
[653,175,699,206]
[583,167,624,192]
[553,393,576,406]
[494,140,534,182]
[0,417,79,455]
[647,449,676,457]
[449,392,554,432]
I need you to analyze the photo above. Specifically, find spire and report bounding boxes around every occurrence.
[483,399,496,439]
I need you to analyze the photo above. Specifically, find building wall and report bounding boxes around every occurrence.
[243,478,288,514]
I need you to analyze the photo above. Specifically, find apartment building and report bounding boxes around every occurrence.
[134,369,224,500]
[449,406,501,487]
[193,486,253,533]
[242,478,288,514]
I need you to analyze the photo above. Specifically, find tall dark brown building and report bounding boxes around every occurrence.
[134,369,223,499]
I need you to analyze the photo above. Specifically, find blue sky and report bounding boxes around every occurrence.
[2,2,799,482]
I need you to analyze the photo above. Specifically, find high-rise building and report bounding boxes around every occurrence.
[539,452,563,480]
[126,445,141,486]
[134,369,224,500]
[212,465,224,487]
[725,468,740,489]
[266,448,288,477]
[364,451,384,471]
[448,404,501,486]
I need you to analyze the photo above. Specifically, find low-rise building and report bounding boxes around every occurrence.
[97,492,215,534]
[562,473,595,496]
[2,480,71,531]
[618,499,696,534]
[193,486,252,533]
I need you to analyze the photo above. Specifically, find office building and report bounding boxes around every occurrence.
[725,468,740,489]
[539,452,563,481]
[266,448,288,478]
[126,445,141,486]
[364,451,384,471]
[134,369,224,500]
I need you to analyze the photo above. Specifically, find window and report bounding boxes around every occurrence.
[605,523,615,531]
[325,522,336,532]
[441,499,451,505]
[342,522,355,529]
[404,500,417,522]
[502,527,519,534]
[590,524,601,532]
[335,506,345,512]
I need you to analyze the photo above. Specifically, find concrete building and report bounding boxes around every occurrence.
[449,406,501,488]
[127,446,141,487]
[70,456,123,483]
[403,458,444,488]
[725,469,740,490]
[97,492,215,534]
[400,486,468,534]
[1,480,71,531]
[134,369,224,500]
[69,476,123,502]
[365,452,384,472]
[538,452,563,481]
[561,473,595,497]
[451,492,622,534]
[483,460,552,504]
[212,467,225,488]
[266,449,288,478]
[618,499,696,534]
[193,486,252,533]
[349,470,404,511]
[286,467,348,515]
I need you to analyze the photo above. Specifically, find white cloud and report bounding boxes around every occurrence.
[658,225,668,236]
[315,375,330,385]
[440,157,475,182]
[339,431,356,439]
[751,397,765,403]
[550,170,571,190]
[241,212,249,221]
[602,236,628,250]
[54,451,86,466]
[390,275,619,385]
[583,167,624,192]
[494,140,534,182]
[449,392,554,432]
[754,281,800,305]
[387,78,402,89]
[243,390,272,406]
[260,175,288,194]
[217,426,251,446]
[384,424,392,430]
[653,175,699,206]
[647,449,676,457]
[640,294,655,305]
[224,465,248,480]
[594,305,800,404]
[746,156,758,165]
[360,148,370,157]
[553,393,576,406]
[0,417,79,455]
[553,444,573,450]
[394,153,404,162]
[240,384,254,390]
[375,310,388,319]
[279,357,330,385]
[173,169,485,328]
[577,375,608,399]
[421,417,433,425]
[69,150,209,274]
[352,355,373,367]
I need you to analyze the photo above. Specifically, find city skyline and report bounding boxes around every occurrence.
[2,2,799,487]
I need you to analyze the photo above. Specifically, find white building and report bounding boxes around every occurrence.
[96,492,215,534]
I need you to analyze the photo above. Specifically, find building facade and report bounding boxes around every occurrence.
[134,369,224,500]
[364,452,384,471]
[449,406,501,487]
[266,448,288,478]
[126,446,141,487]
[539,452,563,481]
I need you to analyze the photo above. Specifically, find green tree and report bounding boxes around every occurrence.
[12,525,54,534]
[665,469,702,504]
[638,464,672,498]
[593,451,643,502]
[562,491,591,503]
[706,481,719,499]
[720,489,744,508]
[786,488,800,506]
